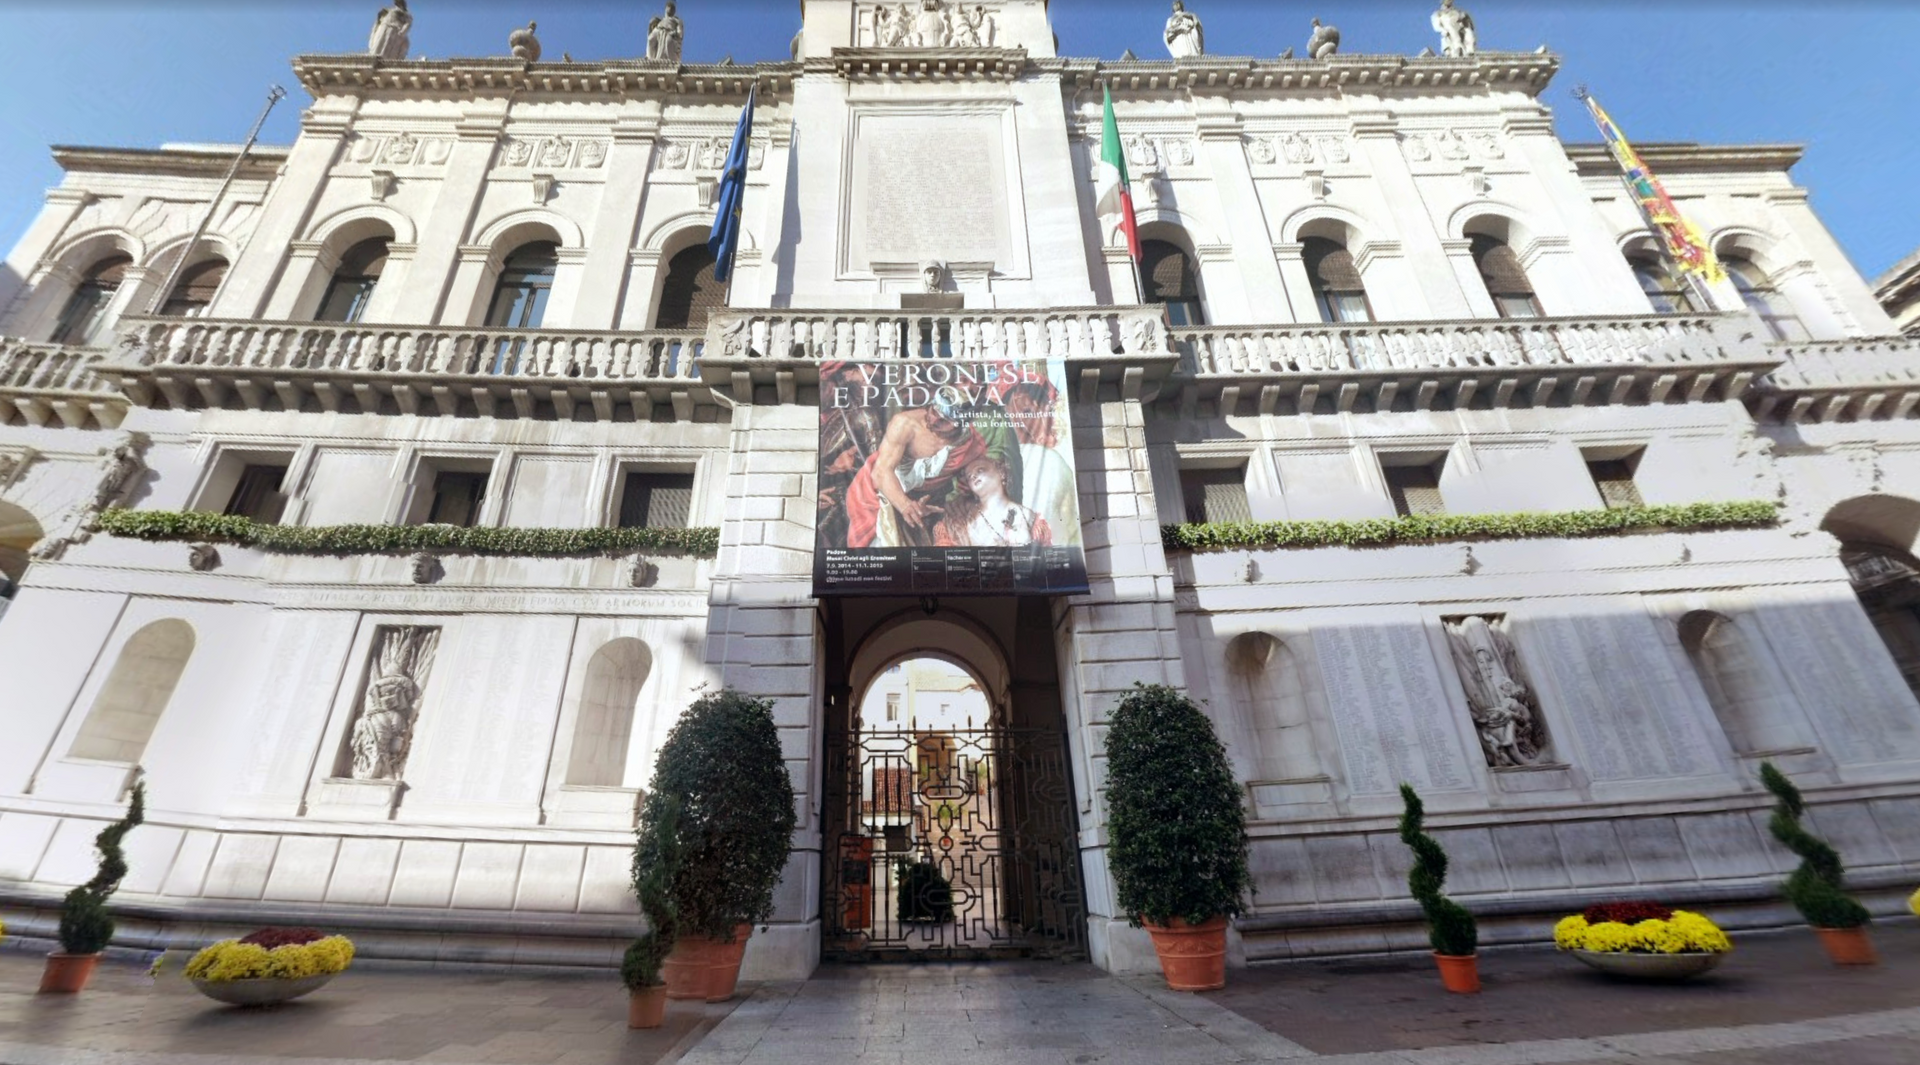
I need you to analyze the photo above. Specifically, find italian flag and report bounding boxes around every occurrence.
[1095,86,1142,264]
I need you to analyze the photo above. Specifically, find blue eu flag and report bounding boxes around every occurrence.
[708,87,755,284]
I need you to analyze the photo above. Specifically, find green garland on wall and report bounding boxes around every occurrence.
[1162,500,1778,553]
[93,508,720,557]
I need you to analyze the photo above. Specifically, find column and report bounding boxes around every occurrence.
[1503,111,1647,314]
[390,106,511,325]
[570,112,660,329]
[1349,112,1473,319]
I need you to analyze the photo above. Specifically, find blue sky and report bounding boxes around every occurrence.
[3,1,1916,281]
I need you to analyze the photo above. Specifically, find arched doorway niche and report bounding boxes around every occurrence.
[0,499,44,593]
[1824,495,1920,701]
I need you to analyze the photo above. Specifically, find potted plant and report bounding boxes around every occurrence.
[1553,901,1732,979]
[1398,784,1479,993]
[621,930,674,1028]
[183,928,355,1006]
[633,688,796,1002]
[1103,683,1250,992]
[40,781,144,994]
[1760,762,1875,964]
[895,857,955,924]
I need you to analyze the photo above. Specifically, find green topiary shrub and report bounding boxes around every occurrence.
[895,858,955,924]
[1760,762,1871,930]
[1104,683,1250,927]
[633,689,798,942]
[621,930,674,991]
[58,781,145,955]
[1398,784,1477,957]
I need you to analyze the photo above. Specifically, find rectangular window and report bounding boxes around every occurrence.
[885,693,900,722]
[425,471,488,527]
[618,471,695,529]
[1383,460,1446,517]
[1586,456,1644,510]
[1179,466,1251,525]
[223,463,289,524]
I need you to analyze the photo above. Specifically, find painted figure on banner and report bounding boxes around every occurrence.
[850,389,995,547]
[938,457,1051,547]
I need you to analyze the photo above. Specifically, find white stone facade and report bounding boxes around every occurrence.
[2,1,1918,978]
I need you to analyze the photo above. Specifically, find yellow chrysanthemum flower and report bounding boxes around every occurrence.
[183,935,356,982]
[1909,886,1919,917]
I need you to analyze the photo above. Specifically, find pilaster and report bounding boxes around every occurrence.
[1194,110,1286,323]
[394,108,513,326]
[1349,113,1473,318]
[573,113,661,329]
[209,106,356,320]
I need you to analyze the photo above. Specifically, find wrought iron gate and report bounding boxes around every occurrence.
[822,723,1086,960]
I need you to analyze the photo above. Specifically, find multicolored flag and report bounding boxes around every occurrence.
[1094,86,1142,264]
[708,87,755,284]
[1583,91,1725,285]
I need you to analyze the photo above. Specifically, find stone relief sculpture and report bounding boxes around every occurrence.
[368,0,412,61]
[187,543,220,572]
[348,626,441,781]
[647,2,684,62]
[1164,1,1204,59]
[912,0,950,47]
[868,1,994,48]
[1308,18,1340,59]
[1282,132,1315,164]
[954,5,990,47]
[509,21,541,62]
[1431,0,1477,58]
[920,260,948,293]
[30,433,152,560]
[1445,615,1552,768]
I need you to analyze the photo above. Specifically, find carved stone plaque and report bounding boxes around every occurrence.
[1314,622,1474,795]
[1531,608,1720,781]
[850,115,1009,270]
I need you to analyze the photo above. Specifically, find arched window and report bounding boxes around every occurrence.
[1141,239,1204,326]
[565,638,652,787]
[1678,610,1804,755]
[316,237,391,323]
[68,619,194,764]
[158,258,228,317]
[50,255,132,345]
[1629,255,1695,314]
[1725,256,1807,341]
[654,244,721,330]
[1841,541,1920,700]
[1303,237,1372,323]
[485,241,558,330]
[1471,235,1541,318]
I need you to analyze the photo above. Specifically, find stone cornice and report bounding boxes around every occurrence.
[827,47,1028,81]
[51,145,289,180]
[292,54,796,99]
[1565,142,1805,176]
[1055,50,1560,98]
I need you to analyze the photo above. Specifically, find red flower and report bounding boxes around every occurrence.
[238,927,329,949]
[1581,901,1673,925]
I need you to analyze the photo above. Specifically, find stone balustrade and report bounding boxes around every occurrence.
[707,307,1171,363]
[1164,312,1776,416]
[1750,335,1920,423]
[0,338,126,430]
[102,317,709,421]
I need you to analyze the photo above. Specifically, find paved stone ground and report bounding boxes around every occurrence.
[0,922,1915,1065]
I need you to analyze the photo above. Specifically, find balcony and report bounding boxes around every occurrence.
[0,339,126,430]
[1748,336,1920,423]
[1166,312,1776,417]
[100,317,709,421]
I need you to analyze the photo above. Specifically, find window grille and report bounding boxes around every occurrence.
[618,471,695,529]
[1383,461,1445,516]
[1179,466,1251,524]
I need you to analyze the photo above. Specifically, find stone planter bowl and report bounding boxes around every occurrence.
[189,973,337,1006]
[1569,949,1725,980]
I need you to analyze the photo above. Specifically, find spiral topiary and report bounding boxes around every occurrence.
[621,929,675,991]
[57,781,145,955]
[1104,683,1250,927]
[1398,783,1477,956]
[1760,762,1870,930]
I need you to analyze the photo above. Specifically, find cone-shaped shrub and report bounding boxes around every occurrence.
[1760,762,1870,930]
[632,689,797,941]
[58,781,145,955]
[1398,783,1477,956]
[1104,683,1250,926]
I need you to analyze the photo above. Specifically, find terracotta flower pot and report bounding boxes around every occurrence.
[662,923,753,1002]
[628,986,668,1029]
[1433,952,1480,994]
[38,953,101,994]
[1814,926,1877,966]
[1142,916,1228,992]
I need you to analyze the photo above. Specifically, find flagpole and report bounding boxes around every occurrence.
[147,84,286,314]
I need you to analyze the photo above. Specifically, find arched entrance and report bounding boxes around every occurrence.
[1825,495,1920,700]
[820,598,1085,960]
[0,499,44,605]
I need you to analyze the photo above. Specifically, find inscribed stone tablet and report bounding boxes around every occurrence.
[1314,623,1474,795]
[852,115,1009,268]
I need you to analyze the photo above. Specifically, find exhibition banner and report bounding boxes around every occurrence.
[814,359,1088,597]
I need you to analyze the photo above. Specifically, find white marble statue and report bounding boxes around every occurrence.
[1444,615,1551,768]
[91,440,145,512]
[1308,18,1340,59]
[647,2,684,62]
[1164,1,1203,59]
[509,21,541,62]
[368,0,412,61]
[348,626,440,781]
[912,0,949,47]
[1431,0,1477,58]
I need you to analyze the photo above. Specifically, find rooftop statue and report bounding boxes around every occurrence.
[368,0,411,61]
[1308,17,1340,59]
[648,1,684,63]
[1431,0,1477,58]
[509,20,541,62]
[1164,1,1203,59]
